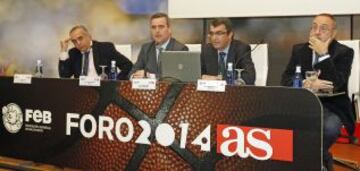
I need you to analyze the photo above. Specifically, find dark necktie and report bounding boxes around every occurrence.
[157,47,163,76]
[218,52,226,79]
[81,51,90,76]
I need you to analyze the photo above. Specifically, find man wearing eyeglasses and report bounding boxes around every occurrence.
[200,18,255,85]
[130,12,188,79]
[281,13,354,171]
[59,25,133,80]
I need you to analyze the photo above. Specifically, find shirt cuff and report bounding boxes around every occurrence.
[59,51,69,61]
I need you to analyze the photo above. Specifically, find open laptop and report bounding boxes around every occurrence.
[159,51,201,82]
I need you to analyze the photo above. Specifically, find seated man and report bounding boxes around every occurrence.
[130,12,188,79]
[201,18,255,85]
[58,25,133,80]
[281,13,354,171]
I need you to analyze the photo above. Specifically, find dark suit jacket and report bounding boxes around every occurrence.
[130,37,188,77]
[201,40,256,85]
[58,41,133,80]
[281,40,355,134]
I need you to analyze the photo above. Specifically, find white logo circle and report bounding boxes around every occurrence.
[2,103,23,133]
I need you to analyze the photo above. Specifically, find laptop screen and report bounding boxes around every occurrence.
[159,51,201,82]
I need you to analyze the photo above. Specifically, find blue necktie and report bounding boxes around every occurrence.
[219,52,226,79]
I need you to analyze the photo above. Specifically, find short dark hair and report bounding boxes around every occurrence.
[69,24,89,35]
[315,13,337,28]
[150,12,170,26]
[209,18,233,33]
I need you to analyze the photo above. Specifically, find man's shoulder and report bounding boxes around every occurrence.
[292,43,308,51]
[230,39,251,53]
[231,39,250,47]
[335,40,354,52]
[202,43,216,54]
[93,41,115,48]
[170,38,187,49]
[68,47,80,57]
[140,41,154,50]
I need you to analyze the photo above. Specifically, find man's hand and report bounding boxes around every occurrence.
[201,75,222,80]
[60,38,71,52]
[308,36,331,55]
[303,78,333,92]
[132,70,145,78]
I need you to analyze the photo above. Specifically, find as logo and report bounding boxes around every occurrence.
[217,124,293,162]
[2,103,23,133]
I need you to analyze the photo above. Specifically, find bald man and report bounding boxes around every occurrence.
[281,13,354,171]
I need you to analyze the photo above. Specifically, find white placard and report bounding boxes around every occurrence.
[131,78,157,90]
[13,74,32,84]
[79,76,101,87]
[197,80,226,92]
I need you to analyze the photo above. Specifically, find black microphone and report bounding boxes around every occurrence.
[234,39,265,67]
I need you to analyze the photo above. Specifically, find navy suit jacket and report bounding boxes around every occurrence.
[201,40,256,85]
[58,41,133,80]
[281,40,355,134]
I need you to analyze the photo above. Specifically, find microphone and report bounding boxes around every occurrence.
[234,39,264,67]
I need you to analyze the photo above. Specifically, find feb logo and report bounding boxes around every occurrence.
[2,103,23,133]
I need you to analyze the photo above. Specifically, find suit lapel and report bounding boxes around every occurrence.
[226,41,236,65]
[92,41,101,74]
[299,43,313,71]
[148,42,158,73]
[209,45,219,74]
[165,38,175,50]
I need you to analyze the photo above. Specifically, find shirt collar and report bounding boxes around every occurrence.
[217,43,230,55]
[156,38,171,50]
[82,41,93,54]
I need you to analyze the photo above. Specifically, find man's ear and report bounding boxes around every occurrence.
[332,30,337,40]
[229,31,234,39]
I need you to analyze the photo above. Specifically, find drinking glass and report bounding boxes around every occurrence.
[305,70,318,92]
[99,65,108,80]
[234,69,246,86]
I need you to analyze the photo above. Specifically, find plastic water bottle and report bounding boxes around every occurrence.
[226,62,235,85]
[34,59,43,78]
[109,60,117,80]
[293,65,302,88]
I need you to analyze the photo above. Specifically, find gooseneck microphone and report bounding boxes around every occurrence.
[234,39,265,67]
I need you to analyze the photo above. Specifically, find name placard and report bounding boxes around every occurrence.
[79,76,101,87]
[132,78,157,90]
[197,80,226,92]
[14,74,32,84]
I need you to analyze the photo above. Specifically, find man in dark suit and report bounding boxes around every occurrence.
[130,12,188,79]
[58,25,133,80]
[201,18,255,85]
[281,13,354,171]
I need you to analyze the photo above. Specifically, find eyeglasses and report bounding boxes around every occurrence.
[310,25,332,33]
[208,31,228,37]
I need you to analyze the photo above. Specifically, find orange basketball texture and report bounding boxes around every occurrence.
[46,81,314,171]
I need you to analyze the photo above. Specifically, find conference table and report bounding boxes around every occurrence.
[0,77,322,171]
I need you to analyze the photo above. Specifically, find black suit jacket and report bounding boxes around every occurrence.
[281,40,355,134]
[130,37,188,77]
[201,40,256,85]
[58,41,133,80]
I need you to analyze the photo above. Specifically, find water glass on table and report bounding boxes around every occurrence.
[305,70,318,93]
